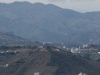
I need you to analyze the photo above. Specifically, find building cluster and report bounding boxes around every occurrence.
[70,44,99,54]
[34,46,60,52]
[71,47,98,54]
[0,50,20,54]
[33,46,47,52]
[0,64,9,67]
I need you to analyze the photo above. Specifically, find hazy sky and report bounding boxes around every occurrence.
[0,0,100,12]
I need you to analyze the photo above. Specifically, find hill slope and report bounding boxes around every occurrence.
[0,32,28,45]
[0,47,100,75]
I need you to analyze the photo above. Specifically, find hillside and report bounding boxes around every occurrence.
[0,32,43,46]
[0,32,28,45]
[0,2,100,44]
[0,47,100,75]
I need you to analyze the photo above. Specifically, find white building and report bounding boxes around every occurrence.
[78,72,87,75]
[34,72,40,75]
[82,44,88,49]
[71,48,79,54]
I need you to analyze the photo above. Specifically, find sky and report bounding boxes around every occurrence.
[0,0,100,13]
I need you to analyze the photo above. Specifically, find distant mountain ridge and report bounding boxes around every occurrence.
[0,1,100,44]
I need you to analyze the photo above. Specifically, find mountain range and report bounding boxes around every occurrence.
[0,1,100,44]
